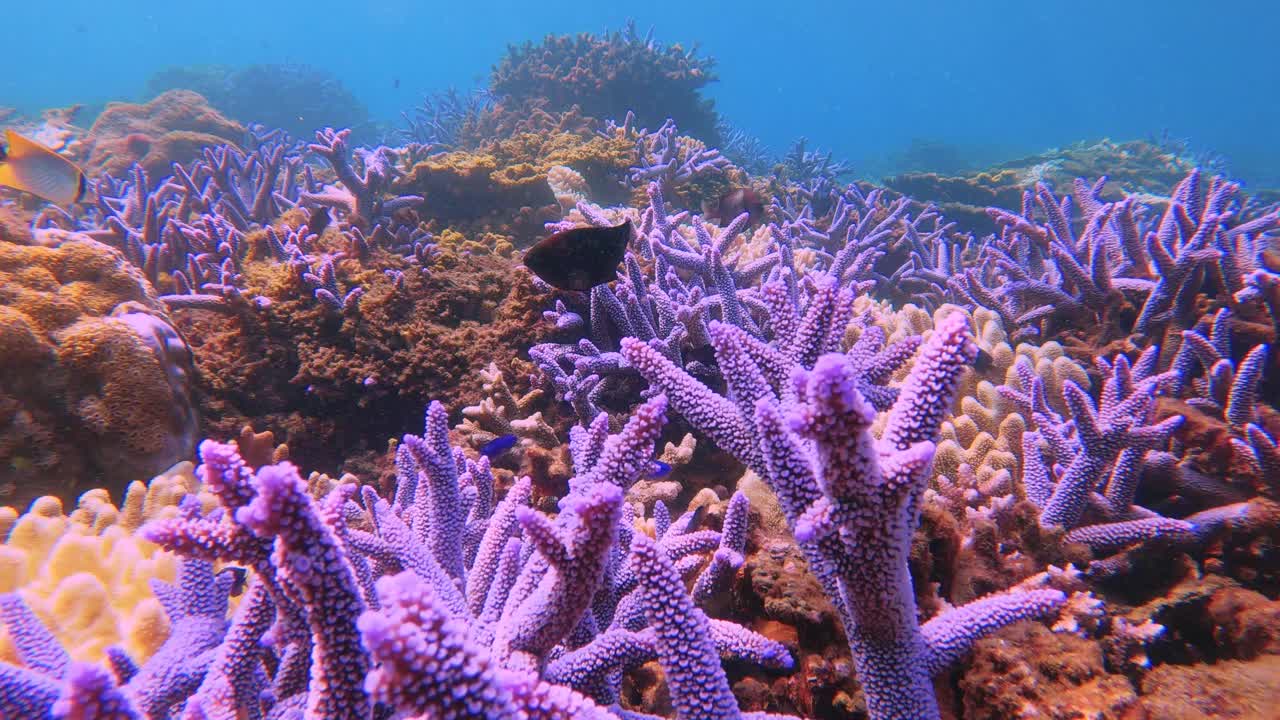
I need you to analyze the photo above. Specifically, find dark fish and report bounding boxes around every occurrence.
[703,187,765,225]
[306,207,331,237]
[225,566,248,595]
[393,77,401,90]
[523,220,632,291]
[649,460,672,477]
[480,434,518,457]
[974,347,995,373]
[683,505,706,533]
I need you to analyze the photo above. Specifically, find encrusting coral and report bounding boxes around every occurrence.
[392,129,635,242]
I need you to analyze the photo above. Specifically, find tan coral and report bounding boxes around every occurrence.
[393,131,634,237]
[455,362,556,453]
[626,433,698,509]
[1007,340,1091,417]
[77,90,244,178]
[547,165,589,211]
[0,238,196,508]
[932,380,1026,514]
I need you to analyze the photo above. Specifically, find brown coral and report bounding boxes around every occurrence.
[182,246,549,481]
[958,622,1140,720]
[77,90,244,178]
[490,27,720,143]
[0,237,195,510]
[1140,656,1280,719]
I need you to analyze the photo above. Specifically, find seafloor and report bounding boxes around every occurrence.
[0,25,1277,720]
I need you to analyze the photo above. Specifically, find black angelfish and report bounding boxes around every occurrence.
[523,219,632,291]
[306,207,331,237]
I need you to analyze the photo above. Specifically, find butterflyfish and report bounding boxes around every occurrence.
[0,129,87,206]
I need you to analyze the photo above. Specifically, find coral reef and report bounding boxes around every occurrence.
[3,28,1279,719]
[0,398,797,719]
[491,21,720,143]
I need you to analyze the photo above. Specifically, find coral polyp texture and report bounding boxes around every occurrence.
[2,22,1279,719]
[0,235,196,509]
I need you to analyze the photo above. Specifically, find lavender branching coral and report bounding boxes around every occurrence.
[955,170,1280,342]
[1,397,796,718]
[623,307,1068,720]
[531,180,929,424]
[1004,347,1257,566]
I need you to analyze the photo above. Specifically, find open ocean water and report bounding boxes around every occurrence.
[8,0,1279,185]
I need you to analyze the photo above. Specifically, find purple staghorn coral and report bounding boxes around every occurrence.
[956,170,1280,341]
[623,117,732,191]
[0,396,796,719]
[358,571,617,720]
[0,554,236,720]
[1000,344,1261,566]
[623,310,1067,720]
[304,127,424,223]
[30,125,433,316]
[532,182,923,424]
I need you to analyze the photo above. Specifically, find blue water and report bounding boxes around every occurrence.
[9,0,1278,185]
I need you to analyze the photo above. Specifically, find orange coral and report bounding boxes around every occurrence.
[77,90,243,178]
[0,237,196,510]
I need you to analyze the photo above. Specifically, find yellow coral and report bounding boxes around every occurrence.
[396,131,634,220]
[0,463,210,665]
[1008,340,1091,417]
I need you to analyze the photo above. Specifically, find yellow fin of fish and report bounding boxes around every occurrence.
[0,129,87,206]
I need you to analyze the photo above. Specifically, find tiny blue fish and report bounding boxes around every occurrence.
[481,434,518,457]
[649,460,672,477]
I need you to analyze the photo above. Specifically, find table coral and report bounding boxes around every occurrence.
[884,138,1200,237]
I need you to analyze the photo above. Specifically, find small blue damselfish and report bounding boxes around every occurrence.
[480,434,519,457]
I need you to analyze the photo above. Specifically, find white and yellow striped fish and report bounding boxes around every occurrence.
[0,129,87,206]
